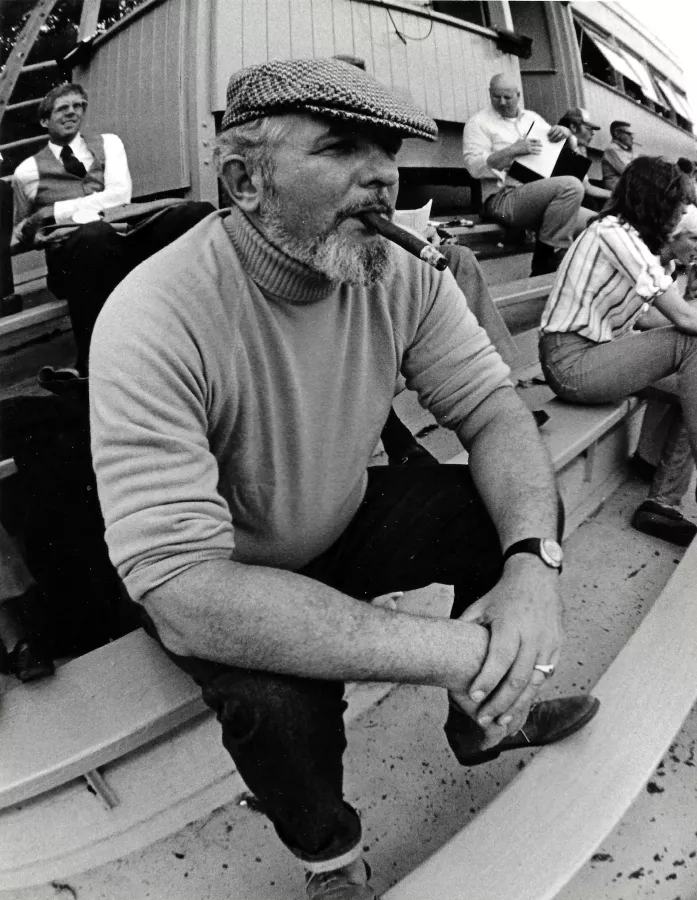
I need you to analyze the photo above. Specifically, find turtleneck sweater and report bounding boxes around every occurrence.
[90,207,510,603]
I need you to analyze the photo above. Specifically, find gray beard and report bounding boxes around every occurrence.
[258,195,394,286]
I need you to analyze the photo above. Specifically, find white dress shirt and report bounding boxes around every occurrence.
[12,133,132,237]
[462,105,549,201]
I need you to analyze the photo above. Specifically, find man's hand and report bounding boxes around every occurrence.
[512,137,543,157]
[457,555,564,735]
[548,125,571,143]
[18,210,51,245]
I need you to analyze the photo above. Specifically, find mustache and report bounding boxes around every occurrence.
[339,194,394,222]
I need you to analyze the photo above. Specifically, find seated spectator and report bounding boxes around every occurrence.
[539,158,697,547]
[0,150,20,315]
[90,58,598,899]
[0,521,54,682]
[462,74,585,277]
[601,121,635,192]
[676,158,697,204]
[629,204,697,545]
[557,107,611,210]
[12,83,213,375]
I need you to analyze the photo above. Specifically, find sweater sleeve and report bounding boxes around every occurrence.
[400,265,513,445]
[90,277,235,604]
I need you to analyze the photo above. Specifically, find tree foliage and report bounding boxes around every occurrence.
[1,0,145,171]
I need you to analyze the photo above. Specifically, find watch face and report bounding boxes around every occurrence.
[540,539,563,567]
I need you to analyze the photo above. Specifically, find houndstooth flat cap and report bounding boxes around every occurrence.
[221,57,438,141]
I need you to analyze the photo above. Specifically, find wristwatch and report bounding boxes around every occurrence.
[502,538,563,572]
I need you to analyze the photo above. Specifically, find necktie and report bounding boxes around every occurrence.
[60,145,87,179]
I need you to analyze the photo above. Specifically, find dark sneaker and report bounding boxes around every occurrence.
[631,500,696,547]
[445,694,600,766]
[306,859,380,900]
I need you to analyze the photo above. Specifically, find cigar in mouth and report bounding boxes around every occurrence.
[359,211,449,271]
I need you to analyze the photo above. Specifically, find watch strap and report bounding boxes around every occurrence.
[502,538,562,571]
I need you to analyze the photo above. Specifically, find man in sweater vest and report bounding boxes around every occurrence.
[90,59,599,899]
[12,83,212,374]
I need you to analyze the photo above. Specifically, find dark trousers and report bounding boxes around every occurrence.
[45,201,215,373]
[143,465,509,867]
[0,180,14,300]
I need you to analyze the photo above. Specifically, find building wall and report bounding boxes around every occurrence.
[78,0,190,197]
[511,2,584,124]
[212,0,519,166]
[585,76,697,160]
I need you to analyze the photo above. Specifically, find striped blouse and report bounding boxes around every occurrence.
[540,216,673,342]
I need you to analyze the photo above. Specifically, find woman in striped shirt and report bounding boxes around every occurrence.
[539,157,697,508]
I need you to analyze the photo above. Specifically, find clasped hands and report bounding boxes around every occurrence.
[372,557,564,751]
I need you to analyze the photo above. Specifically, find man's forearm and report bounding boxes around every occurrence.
[487,145,518,172]
[144,558,489,692]
[460,390,559,547]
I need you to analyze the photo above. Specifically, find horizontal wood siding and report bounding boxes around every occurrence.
[584,77,697,159]
[212,0,519,127]
[78,0,189,197]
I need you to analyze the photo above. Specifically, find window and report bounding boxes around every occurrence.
[431,2,490,29]
[575,21,617,88]
[654,76,694,129]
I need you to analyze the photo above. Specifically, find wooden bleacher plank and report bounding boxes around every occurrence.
[384,538,697,900]
[0,299,68,338]
[0,673,398,889]
[0,458,18,480]
[0,628,206,810]
[543,397,642,471]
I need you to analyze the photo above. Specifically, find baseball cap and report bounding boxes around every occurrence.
[561,107,600,130]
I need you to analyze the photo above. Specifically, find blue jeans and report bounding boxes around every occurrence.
[639,401,694,509]
[140,465,514,871]
[539,329,697,501]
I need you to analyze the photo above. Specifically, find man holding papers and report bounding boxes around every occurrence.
[463,74,585,276]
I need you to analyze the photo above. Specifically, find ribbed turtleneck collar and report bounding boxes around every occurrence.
[222,206,338,305]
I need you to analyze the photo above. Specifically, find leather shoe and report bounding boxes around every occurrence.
[306,859,379,899]
[444,694,600,766]
[631,500,696,547]
[0,639,55,682]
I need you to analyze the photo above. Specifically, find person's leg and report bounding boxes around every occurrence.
[540,328,697,478]
[647,410,694,509]
[487,177,584,245]
[631,406,696,545]
[46,221,128,375]
[440,243,520,366]
[140,609,363,874]
[123,201,216,269]
[0,180,16,302]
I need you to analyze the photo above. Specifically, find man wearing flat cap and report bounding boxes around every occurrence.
[90,58,598,899]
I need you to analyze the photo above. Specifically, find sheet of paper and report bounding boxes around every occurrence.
[393,199,432,237]
[514,120,564,179]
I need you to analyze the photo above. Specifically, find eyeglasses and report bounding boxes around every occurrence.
[54,101,87,114]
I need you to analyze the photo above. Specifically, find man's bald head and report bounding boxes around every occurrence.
[489,73,521,118]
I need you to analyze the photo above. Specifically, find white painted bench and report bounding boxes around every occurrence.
[385,535,697,900]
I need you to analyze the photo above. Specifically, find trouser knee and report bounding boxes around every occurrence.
[550,175,585,203]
